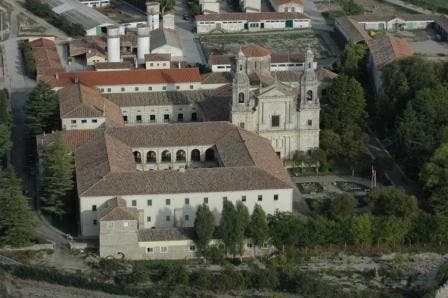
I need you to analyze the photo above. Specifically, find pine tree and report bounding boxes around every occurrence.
[25,81,59,137]
[0,169,38,247]
[194,203,215,253]
[248,204,269,256]
[40,132,74,216]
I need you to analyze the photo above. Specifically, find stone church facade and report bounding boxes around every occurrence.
[231,47,320,160]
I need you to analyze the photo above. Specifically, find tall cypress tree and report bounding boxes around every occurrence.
[0,169,38,247]
[220,200,236,256]
[40,132,74,216]
[235,201,249,255]
[194,203,215,253]
[248,204,269,255]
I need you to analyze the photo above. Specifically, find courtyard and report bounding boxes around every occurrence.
[200,29,331,59]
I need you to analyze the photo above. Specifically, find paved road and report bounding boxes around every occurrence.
[0,1,70,248]
[175,0,206,65]
[304,0,341,64]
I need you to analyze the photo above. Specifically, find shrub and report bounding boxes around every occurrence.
[215,266,246,292]
[190,268,212,290]
[19,41,36,78]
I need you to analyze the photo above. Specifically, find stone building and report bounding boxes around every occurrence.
[230,45,321,159]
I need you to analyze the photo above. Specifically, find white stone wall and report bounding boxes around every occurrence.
[211,64,232,72]
[87,55,106,66]
[277,3,304,13]
[243,0,261,12]
[202,1,220,13]
[80,188,293,237]
[151,45,183,62]
[145,60,170,69]
[62,117,106,130]
[121,104,202,125]
[197,21,245,34]
[98,82,201,94]
[80,0,110,8]
[270,62,304,71]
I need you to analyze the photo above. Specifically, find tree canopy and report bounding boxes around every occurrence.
[194,203,215,253]
[40,132,74,216]
[0,169,38,247]
[367,186,419,218]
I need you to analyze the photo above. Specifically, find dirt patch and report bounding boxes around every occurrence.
[3,277,130,298]
[201,30,330,58]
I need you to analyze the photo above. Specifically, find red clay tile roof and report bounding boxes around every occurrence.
[39,122,293,197]
[58,83,124,127]
[367,35,413,69]
[49,68,201,88]
[241,44,271,57]
[195,12,309,22]
[30,38,65,81]
[98,197,138,221]
[209,54,235,65]
[270,52,304,63]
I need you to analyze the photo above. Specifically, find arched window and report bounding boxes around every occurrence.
[191,149,200,162]
[176,150,186,162]
[306,90,313,101]
[205,148,215,161]
[161,150,171,162]
[146,151,156,163]
[238,92,244,103]
[133,151,142,163]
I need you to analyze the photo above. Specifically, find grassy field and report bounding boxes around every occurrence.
[200,30,331,59]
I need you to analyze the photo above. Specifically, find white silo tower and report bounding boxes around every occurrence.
[146,2,160,31]
[137,24,151,65]
[107,25,121,63]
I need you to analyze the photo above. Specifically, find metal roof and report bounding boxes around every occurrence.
[45,0,117,30]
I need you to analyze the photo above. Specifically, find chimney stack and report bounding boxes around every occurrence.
[107,26,121,63]
[146,2,160,31]
[137,24,151,65]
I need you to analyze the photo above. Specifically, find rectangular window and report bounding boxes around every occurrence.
[135,87,139,91]
[107,88,111,92]
[164,114,170,123]
[132,200,137,207]
[147,199,152,206]
[123,116,128,123]
[81,119,87,123]
[148,86,152,91]
[92,205,97,211]
[147,216,151,222]
[242,195,246,202]
[190,85,194,90]
[71,120,76,124]
[191,112,197,121]
[162,86,166,90]
[239,122,245,128]
[150,63,154,66]
[271,115,280,127]
[136,115,142,123]
[185,214,189,221]
[121,87,125,92]
[93,219,97,225]
[258,195,262,202]
[147,247,154,253]
[178,113,183,121]
[247,243,253,248]
[185,198,190,205]
[203,197,208,204]
[274,194,279,201]
[189,245,196,252]
[150,115,156,123]
[166,199,170,205]
[307,119,312,126]
[176,86,180,90]
[166,215,170,221]
[92,119,97,123]
[223,196,227,201]
[160,246,168,253]
[100,88,104,92]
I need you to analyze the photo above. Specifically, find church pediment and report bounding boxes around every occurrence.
[257,84,295,98]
